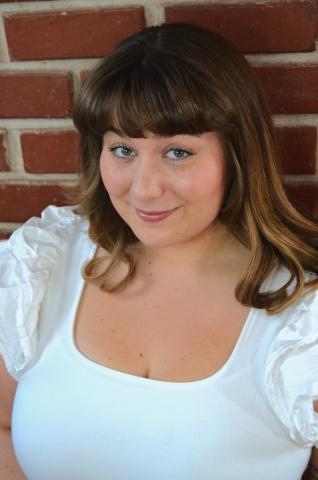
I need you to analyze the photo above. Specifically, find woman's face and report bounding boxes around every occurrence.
[100,130,227,248]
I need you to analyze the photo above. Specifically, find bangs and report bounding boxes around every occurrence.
[82,56,225,139]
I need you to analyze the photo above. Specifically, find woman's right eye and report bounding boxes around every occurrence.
[107,145,134,159]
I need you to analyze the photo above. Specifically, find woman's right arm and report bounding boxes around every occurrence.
[0,357,26,479]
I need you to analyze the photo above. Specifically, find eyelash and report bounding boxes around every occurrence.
[107,144,193,162]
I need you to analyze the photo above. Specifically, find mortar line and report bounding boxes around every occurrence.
[0,52,317,71]
[0,173,79,182]
[7,130,24,173]
[0,14,10,62]
[283,175,318,183]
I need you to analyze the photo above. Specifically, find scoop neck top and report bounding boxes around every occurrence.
[66,237,263,389]
[1,204,315,480]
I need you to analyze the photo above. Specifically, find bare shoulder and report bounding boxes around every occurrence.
[0,357,17,430]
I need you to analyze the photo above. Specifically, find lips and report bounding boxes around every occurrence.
[136,208,177,215]
[135,206,179,222]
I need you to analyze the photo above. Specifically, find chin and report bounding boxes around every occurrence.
[125,226,182,247]
[128,225,193,249]
[132,234,177,248]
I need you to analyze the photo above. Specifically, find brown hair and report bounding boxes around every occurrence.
[69,22,318,314]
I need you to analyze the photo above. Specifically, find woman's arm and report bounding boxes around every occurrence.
[0,358,26,479]
[302,447,318,480]
[302,400,318,480]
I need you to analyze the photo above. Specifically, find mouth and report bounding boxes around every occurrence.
[135,206,179,222]
[136,207,178,215]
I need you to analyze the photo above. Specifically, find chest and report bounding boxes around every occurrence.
[73,278,252,382]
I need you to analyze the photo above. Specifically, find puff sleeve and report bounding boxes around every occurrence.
[0,204,83,380]
[264,281,318,448]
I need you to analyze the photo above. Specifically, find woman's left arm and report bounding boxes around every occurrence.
[302,448,318,480]
[302,401,318,480]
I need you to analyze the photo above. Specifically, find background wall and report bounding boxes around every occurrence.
[0,0,317,238]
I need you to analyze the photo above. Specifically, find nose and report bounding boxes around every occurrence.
[130,157,164,201]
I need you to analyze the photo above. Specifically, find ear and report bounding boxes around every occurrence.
[314,400,318,413]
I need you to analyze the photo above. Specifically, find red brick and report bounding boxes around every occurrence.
[276,127,317,175]
[0,73,72,118]
[0,230,12,240]
[21,131,79,173]
[165,2,318,53]
[80,69,91,85]
[0,134,9,171]
[0,184,70,222]
[284,182,318,219]
[4,8,145,61]
[255,66,318,114]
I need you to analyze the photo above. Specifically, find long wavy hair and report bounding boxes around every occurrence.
[69,22,318,314]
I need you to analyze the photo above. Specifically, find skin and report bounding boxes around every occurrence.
[0,131,315,479]
[100,130,233,275]
[100,129,318,468]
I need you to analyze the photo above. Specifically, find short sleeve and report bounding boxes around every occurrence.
[0,204,83,380]
[264,279,318,448]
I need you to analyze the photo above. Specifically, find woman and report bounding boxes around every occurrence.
[0,22,317,480]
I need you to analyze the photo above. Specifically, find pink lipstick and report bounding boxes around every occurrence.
[135,207,178,222]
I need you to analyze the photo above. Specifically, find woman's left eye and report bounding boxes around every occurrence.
[166,148,192,161]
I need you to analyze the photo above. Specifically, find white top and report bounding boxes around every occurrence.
[0,205,317,480]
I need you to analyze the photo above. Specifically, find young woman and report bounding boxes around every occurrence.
[0,22,317,480]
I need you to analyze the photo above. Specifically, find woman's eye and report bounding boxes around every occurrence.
[166,148,192,161]
[107,145,193,162]
[108,145,134,159]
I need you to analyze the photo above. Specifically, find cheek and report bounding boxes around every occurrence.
[202,156,227,197]
[180,165,226,204]
[100,155,129,197]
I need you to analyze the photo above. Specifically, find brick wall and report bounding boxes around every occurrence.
[0,0,317,238]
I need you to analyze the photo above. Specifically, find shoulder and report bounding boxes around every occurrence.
[0,204,86,380]
[264,267,318,448]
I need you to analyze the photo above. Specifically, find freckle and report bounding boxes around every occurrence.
[139,353,143,357]
[111,330,115,334]
[108,356,112,360]
[148,261,152,265]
